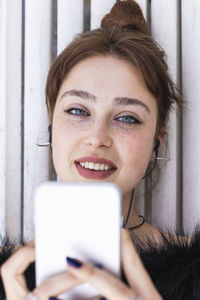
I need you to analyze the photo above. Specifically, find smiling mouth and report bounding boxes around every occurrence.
[75,161,117,179]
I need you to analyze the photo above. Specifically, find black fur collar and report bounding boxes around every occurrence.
[131,227,200,300]
[1,228,200,299]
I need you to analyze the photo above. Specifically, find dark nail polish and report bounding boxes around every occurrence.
[49,297,59,300]
[66,256,83,268]
[94,262,103,269]
[100,297,108,300]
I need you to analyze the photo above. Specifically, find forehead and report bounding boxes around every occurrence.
[57,55,157,113]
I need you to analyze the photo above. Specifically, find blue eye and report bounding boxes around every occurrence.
[65,108,89,116]
[116,115,141,124]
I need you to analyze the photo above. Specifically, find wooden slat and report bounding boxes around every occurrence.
[0,0,7,240]
[23,0,52,240]
[90,0,116,29]
[57,0,84,54]
[5,0,22,241]
[150,0,180,230]
[182,0,200,234]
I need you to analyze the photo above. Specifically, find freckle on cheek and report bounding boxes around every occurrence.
[65,120,90,130]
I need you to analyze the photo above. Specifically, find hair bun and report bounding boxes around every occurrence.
[101,0,148,35]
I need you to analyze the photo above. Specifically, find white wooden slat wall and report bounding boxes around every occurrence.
[0,0,22,241]
[23,0,51,240]
[57,0,84,54]
[182,0,200,234]
[4,0,22,240]
[0,0,7,240]
[151,0,181,231]
[1,0,200,241]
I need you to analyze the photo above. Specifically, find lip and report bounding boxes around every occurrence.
[75,156,117,180]
[75,156,117,169]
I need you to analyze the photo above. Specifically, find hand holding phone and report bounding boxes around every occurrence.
[34,182,122,300]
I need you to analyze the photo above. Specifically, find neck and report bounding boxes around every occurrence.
[122,190,141,228]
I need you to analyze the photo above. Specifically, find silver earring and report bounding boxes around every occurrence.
[36,142,50,147]
[157,157,170,161]
[36,128,51,147]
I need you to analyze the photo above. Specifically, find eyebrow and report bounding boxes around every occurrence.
[61,89,96,102]
[114,97,150,113]
[60,89,151,113]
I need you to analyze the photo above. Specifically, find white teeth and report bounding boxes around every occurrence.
[78,161,113,171]
[88,162,93,169]
[100,164,105,170]
[94,163,100,170]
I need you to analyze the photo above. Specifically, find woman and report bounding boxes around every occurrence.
[1,1,200,299]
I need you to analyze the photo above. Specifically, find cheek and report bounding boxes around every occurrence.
[52,119,79,146]
[118,132,154,167]
[51,119,75,165]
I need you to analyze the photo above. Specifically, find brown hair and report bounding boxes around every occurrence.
[45,0,183,135]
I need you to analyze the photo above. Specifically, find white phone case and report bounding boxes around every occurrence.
[34,181,122,300]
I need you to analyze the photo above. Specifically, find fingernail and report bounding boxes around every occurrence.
[100,297,108,300]
[66,256,83,268]
[94,262,103,269]
[49,297,58,300]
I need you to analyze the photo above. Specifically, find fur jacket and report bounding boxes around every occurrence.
[1,228,200,300]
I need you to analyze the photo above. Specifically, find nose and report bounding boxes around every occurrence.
[84,120,113,149]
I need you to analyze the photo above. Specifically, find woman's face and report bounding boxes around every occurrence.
[52,55,158,197]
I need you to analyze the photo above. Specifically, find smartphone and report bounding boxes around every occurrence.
[34,181,122,300]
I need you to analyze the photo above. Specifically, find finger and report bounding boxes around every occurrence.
[1,246,35,299]
[33,270,81,300]
[121,229,162,299]
[1,246,35,276]
[66,257,136,300]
